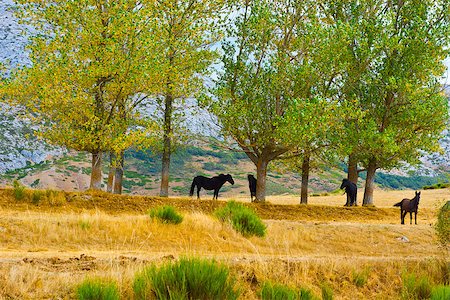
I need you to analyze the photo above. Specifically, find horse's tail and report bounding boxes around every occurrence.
[189,178,196,197]
[393,201,403,207]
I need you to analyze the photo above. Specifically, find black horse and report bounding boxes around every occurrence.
[189,174,234,200]
[340,179,357,206]
[247,174,257,202]
[394,191,421,225]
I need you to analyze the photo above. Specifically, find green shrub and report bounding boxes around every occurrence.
[76,278,120,300]
[215,201,266,237]
[148,206,183,224]
[431,285,450,300]
[299,287,315,300]
[13,180,26,201]
[435,201,450,247]
[259,281,297,300]
[321,283,333,300]
[402,273,433,300]
[133,257,240,300]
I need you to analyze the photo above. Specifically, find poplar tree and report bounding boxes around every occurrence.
[209,0,317,202]
[146,0,227,197]
[341,0,449,205]
[5,0,159,190]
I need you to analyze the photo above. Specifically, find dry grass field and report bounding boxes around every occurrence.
[0,187,448,299]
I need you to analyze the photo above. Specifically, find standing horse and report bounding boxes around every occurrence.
[394,191,421,225]
[340,179,357,206]
[247,174,257,202]
[189,174,234,200]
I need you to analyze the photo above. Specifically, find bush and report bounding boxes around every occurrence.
[13,180,26,201]
[259,281,298,300]
[435,201,450,247]
[148,206,183,224]
[76,278,120,300]
[431,285,450,300]
[215,201,266,237]
[133,257,240,300]
[402,273,433,300]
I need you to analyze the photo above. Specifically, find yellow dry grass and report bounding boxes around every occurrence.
[0,187,448,299]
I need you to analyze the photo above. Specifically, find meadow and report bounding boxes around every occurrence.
[0,187,448,299]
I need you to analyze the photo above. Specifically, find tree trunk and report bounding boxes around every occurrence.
[255,158,269,202]
[347,153,358,184]
[160,93,173,197]
[90,151,103,190]
[113,151,124,194]
[300,153,310,204]
[106,152,116,193]
[363,158,377,206]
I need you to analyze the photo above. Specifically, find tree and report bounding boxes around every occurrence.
[347,0,449,205]
[209,0,317,201]
[4,0,159,190]
[146,0,227,197]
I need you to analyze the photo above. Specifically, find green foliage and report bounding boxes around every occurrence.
[31,190,44,205]
[259,281,298,300]
[148,206,183,224]
[423,183,450,190]
[435,201,450,247]
[76,278,120,300]
[321,283,333,300]
[351,269,369,287]
[299,287,315,300]
[431,285,450,300]
[402,273,433,300]
[215,201,266,237]
[12,180,26,201]
[203,162,225,171]
[133,257,239,300]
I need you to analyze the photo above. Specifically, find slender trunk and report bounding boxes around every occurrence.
[160,93,173,197]
[106,152,116,193]
[255,158,269,202]
[300,153,310,204]
[347,153,358,184]
[113,151,124,194]
[363,158,377,206]
[90,151,103,190]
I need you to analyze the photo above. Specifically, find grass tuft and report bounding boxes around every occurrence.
[431,285,450,300]
[259,281,298,300]
[215,201,266,237]
[148,205,183,224]
[435,201,450,247]
[402,273,433,300]
[351,268,369,287]
[133,257,240,300]
[321,283,333,300]
[76,278,120,300]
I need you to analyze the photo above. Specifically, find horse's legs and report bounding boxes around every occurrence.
[345,193,350,206]
[414,211,417,225]
[409,211,413,225]
[196,186,201,200]
[213,189,219,200]
[401,209,405,224]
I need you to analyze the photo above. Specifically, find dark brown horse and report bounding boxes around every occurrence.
[394,191,421,225]
[189,174,234,200]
